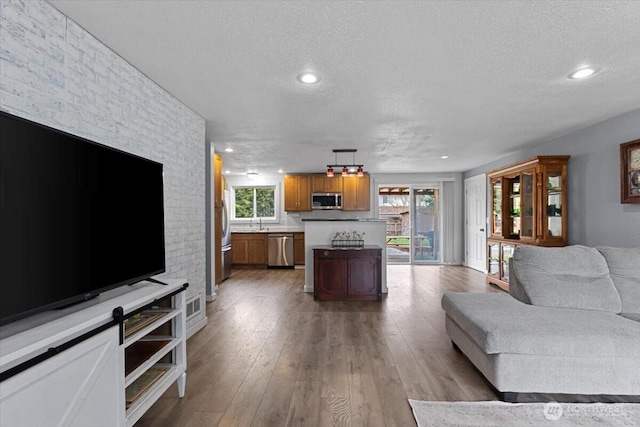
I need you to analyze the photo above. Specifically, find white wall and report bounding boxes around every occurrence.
[1,0,207,334]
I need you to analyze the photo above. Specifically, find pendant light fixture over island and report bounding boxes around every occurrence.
[326,149,364,177]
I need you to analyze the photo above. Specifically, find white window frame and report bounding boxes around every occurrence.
[230,184,279,223]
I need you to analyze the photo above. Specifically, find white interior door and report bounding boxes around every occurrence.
[465,174,487,272]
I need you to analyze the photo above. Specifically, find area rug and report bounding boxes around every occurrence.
[409,400,640,427]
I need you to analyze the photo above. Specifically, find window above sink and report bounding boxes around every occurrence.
[230,184,279,224]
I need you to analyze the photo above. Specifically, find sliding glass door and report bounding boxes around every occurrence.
[412,187,440,263]
[378,184,441,264]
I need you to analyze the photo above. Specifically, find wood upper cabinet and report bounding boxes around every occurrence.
[284,175,311,212]
[487,155,569,291]
[311,174,343,193]
[231,233,267,265]
[294,232,305,265]
[213,153,223,208]
[342,174,370,211]
[214,153,223,284]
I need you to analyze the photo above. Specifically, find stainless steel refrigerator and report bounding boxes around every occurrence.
[221,189,232,281]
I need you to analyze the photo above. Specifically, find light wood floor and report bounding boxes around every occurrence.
[137,265,637,427]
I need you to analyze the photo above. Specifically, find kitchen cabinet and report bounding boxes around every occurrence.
[487,155,569,291]
[284,174,312,212]
[311,174,343,193]
[313,246,382,301]
[214,153,224,284]
[342,174,370,211]
[294,232,305,265]
[213,153,223,208]
[231,233,268,266]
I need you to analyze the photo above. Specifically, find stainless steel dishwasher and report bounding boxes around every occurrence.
[267,233,294,267]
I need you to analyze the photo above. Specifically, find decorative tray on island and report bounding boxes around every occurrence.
[331,231,365,247]
[331,239,364,248]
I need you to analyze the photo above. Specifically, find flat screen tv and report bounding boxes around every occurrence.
[0,111,165,326]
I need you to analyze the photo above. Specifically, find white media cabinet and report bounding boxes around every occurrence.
[0,279,187,427]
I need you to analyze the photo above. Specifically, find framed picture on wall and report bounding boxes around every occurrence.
[620,139,640,203]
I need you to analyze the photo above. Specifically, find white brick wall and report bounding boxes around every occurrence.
[0,0,207,332]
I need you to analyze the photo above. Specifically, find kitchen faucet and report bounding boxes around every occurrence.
[259,217,263,230]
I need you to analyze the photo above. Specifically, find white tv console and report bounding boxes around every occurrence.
[0,279,187,427]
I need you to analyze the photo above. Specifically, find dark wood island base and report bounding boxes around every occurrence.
[313,245,382,301]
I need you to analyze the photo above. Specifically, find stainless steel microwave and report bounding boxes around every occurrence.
[312,193,343,210]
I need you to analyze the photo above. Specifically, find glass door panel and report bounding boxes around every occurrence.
[488,243,500,276]
[378,186,410,264]
[507,176,521,238]
[547,173,563,237]
[520,172,534,238]
[412,187,440,263]
[501,244,515,282]
[491,179,502,236]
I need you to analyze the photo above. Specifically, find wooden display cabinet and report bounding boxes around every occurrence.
[487,156,569,291]
[284,174,312,212]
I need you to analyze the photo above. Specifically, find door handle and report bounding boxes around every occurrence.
[480,229,485,232]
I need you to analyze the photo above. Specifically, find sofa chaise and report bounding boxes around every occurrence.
[441,245,640,401]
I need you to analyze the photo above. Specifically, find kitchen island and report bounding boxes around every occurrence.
[303,219,387,294]
[313,245,382,301]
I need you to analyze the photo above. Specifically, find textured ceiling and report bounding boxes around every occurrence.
[50,0,640,174]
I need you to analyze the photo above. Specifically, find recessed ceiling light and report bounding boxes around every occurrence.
[297,72,319,84]
[224,148,234,152]
[568,66,600,79]
[224,170,230,174]
[441,155,449,159]
[247,171,258,179]
[277,169,284,173]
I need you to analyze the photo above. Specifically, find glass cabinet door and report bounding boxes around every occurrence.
[491,179,502,236]
[488,242,500,276]
[520,172,534,238]
[507,176,520,238]
[501,244,515,282]
[547,173,563,237]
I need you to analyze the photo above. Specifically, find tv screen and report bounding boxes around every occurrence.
[0,111,165,326]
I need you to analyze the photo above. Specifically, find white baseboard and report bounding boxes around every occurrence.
[186,316,207,339]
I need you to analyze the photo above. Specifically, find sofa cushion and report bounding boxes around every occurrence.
[597,247,640,314]
[441,292,640,357]
[508,258,531,304]
[620,313,640,322]
[511,245,622,312]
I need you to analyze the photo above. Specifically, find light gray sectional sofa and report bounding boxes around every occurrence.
[442,245,640,401]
